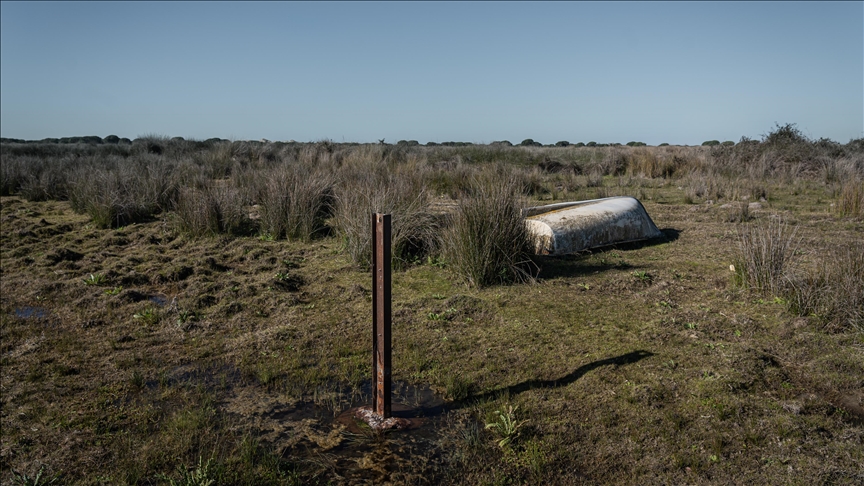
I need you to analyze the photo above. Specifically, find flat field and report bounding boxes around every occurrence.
[1,138,862,484]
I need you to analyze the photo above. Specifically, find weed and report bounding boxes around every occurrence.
[485,405,528,449]
[104,286,123,295]
[133,307,160,326]
[10,465,59,485]
[632,270,653,284]
[130,370,145,389]
[444,373,473,401]
[177,309,198,325]
[156,456,216,486]
[83,273,106,286]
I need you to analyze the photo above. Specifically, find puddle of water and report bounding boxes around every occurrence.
[266,380,456,483]
[14,307,48,319]
[148,295,168,307]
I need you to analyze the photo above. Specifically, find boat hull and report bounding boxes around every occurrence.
[523,197,662,255]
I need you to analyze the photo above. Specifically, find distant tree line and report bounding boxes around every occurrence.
[4,125,855,150]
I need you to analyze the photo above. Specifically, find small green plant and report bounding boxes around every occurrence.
[577,282,590,291]
[426,255,446,268]
[104,286,123,295]
[83,273,106,286]
[485,405,528,449]
[177,309,198,325]
[130,370,145,389]
[10,465,58,485]
[133,307,160,326]
[156,456,215,486]
[632,270,653,284]
[432,293,446,300]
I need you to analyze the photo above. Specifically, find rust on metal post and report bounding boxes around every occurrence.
[372,213,392,418]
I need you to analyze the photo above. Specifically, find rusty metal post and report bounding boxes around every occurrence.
[372,213,392,418]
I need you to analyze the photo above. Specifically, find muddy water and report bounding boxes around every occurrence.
[223,378,456,484]
[14,306,48,319]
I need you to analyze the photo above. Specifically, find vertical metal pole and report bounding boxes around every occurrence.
[372,213,392,418]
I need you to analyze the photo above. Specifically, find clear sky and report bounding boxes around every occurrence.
[1,1,861,145]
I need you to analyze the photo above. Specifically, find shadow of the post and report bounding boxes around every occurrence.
[407,350,654,417]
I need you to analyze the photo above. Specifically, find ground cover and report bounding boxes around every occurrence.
[1,137,862,485]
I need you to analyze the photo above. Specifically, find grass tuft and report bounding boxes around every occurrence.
[835,178,863,219]
[732,217,799,296]
[441,172,536,287]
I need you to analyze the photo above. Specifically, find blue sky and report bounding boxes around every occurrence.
[1,1,861,145]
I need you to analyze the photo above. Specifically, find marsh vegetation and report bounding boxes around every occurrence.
[1,126,863,484]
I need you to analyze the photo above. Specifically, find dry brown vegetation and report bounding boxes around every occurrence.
[1,128,863,484]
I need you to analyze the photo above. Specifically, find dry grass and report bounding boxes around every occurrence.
[835,178,864,219]
[732,217,799,295]
[258,165,334,241]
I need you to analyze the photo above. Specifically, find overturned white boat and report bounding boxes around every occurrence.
[523,197,662,255]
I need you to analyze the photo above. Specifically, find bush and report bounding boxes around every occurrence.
[441,172,536,287]
[520,139,542,147]
[702,140,720,147]
[555,141,570,147]
[175,183,249,237]
[258,165,334,241]
[787,241,864,332]
[332,172,438,269]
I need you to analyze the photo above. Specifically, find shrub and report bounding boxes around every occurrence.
[787,241,864,332]
[555,141,570,147]
[574,142,585,148]
[68,168,132,228]
[441,172,536,287]
[520,139,542,147]
[731,218,799,296]
[332,172,438,269]
[175,183,249,236]
[258,165,334,241]
[702,140,720,147]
